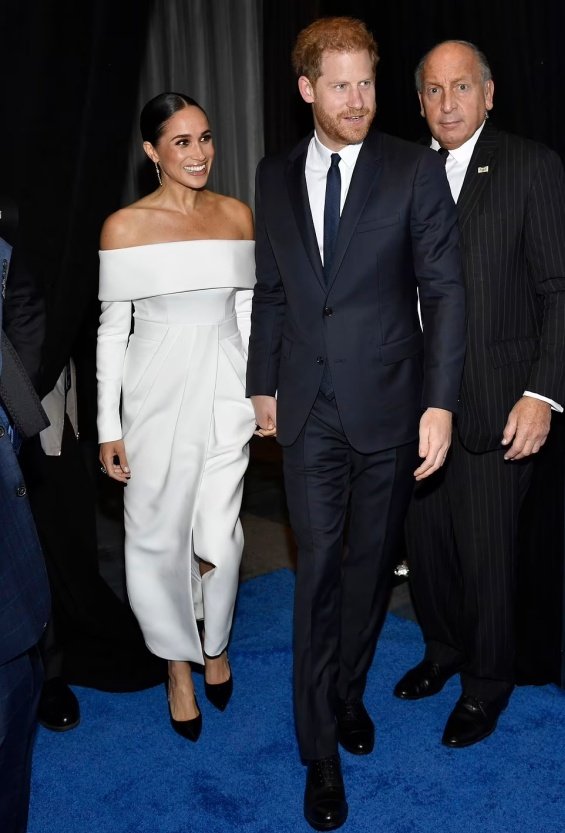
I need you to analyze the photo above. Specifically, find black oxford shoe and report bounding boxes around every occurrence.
[394,659,460,700]
[336,698,375,755]
[442,693,510,748]
[304,754,348,831]
[38,677,80,732]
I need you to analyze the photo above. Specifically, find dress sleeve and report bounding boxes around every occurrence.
[96,299,132,442]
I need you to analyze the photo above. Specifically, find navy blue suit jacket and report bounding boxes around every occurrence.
[247,128,466,453]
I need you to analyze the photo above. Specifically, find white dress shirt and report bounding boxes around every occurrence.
[431,123,483,203]
[432,123,562,412]
[305,132,363,265]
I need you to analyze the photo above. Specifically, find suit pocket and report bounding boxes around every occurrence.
[355,212,400,234]
[122,329,169,433]
[123,331,167,397]
[488,336,538,368]
[380,330,423,365]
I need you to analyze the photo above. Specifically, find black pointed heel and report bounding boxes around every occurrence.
[204,673,233,711]
[166,683,202,741]
[204,653,233,711]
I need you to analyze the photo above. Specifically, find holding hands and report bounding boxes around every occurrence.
[251,395,277,438]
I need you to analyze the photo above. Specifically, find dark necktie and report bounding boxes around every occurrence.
[323,153,341,278]
[318,153,341,400]
[438,146,449,164]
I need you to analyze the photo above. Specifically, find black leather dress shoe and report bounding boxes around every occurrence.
[336,699,374,755]
[304,754,348,831]
[38,677,80,732]
[167,683,202,742]
[442,693,510,748]
[394,659,460,700]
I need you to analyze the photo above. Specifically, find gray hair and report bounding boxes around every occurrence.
[415,40,492,92]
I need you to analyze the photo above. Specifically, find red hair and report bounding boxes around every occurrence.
[292,16,379,82]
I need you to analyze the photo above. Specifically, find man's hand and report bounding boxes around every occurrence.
[251,395,277,438]
[501,396,551,460]
[414,407,453,481]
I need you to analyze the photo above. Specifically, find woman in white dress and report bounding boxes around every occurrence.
[97,93,256,741]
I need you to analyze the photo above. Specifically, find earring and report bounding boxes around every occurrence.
[155,162,162,186]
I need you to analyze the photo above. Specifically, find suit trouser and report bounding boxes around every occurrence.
[283,391,417,760]
[0,646,43,833]
[406,429,533,700]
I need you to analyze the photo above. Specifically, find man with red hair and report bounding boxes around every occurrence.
[247,17,465,829]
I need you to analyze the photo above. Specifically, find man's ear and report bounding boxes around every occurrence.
[417,92,425,118]
[484,79,494,112]
[298,75,315,104]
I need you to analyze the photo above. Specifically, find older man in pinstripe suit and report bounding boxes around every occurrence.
[395,40,565,747]
[0,234,50,833]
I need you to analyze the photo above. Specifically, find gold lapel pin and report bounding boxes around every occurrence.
[478,166,489,173]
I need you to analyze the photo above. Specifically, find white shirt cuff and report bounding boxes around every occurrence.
[523,391,563,413]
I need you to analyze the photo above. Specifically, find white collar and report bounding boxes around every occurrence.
[312,131,363,170]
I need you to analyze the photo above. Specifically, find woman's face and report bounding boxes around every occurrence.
[145,105,215,189]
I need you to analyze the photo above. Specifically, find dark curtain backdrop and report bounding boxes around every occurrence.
[122,0,263,209]
[263,0,565,160]
[0,0,154,437]
[0,0,165,690]
[263,0,565,687]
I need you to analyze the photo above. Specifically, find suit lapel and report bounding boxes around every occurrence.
[285,137,326,292]
[326,130,382,290]
[457,122,499,227]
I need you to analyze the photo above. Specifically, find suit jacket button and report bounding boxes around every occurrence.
[316,356,324,364]
[16,484,27,497]
[323,306,333,317]
[0,426,5,438]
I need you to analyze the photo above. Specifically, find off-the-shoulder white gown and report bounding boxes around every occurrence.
[97,240,256,662]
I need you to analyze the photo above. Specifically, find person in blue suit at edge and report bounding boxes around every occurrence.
[0,198,51,833]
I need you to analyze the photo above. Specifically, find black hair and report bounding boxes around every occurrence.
[139,92,208,145]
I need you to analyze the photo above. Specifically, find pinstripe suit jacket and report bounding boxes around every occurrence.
[0,238,50,667]
[454,122,565,452]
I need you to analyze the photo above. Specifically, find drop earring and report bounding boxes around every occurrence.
[155,162,162,186]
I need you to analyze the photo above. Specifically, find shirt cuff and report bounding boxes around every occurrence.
[523,391,563,413]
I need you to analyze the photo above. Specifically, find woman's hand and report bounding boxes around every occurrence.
[99,439,131,483]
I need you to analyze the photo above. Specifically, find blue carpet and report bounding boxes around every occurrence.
[30,569,565,833]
